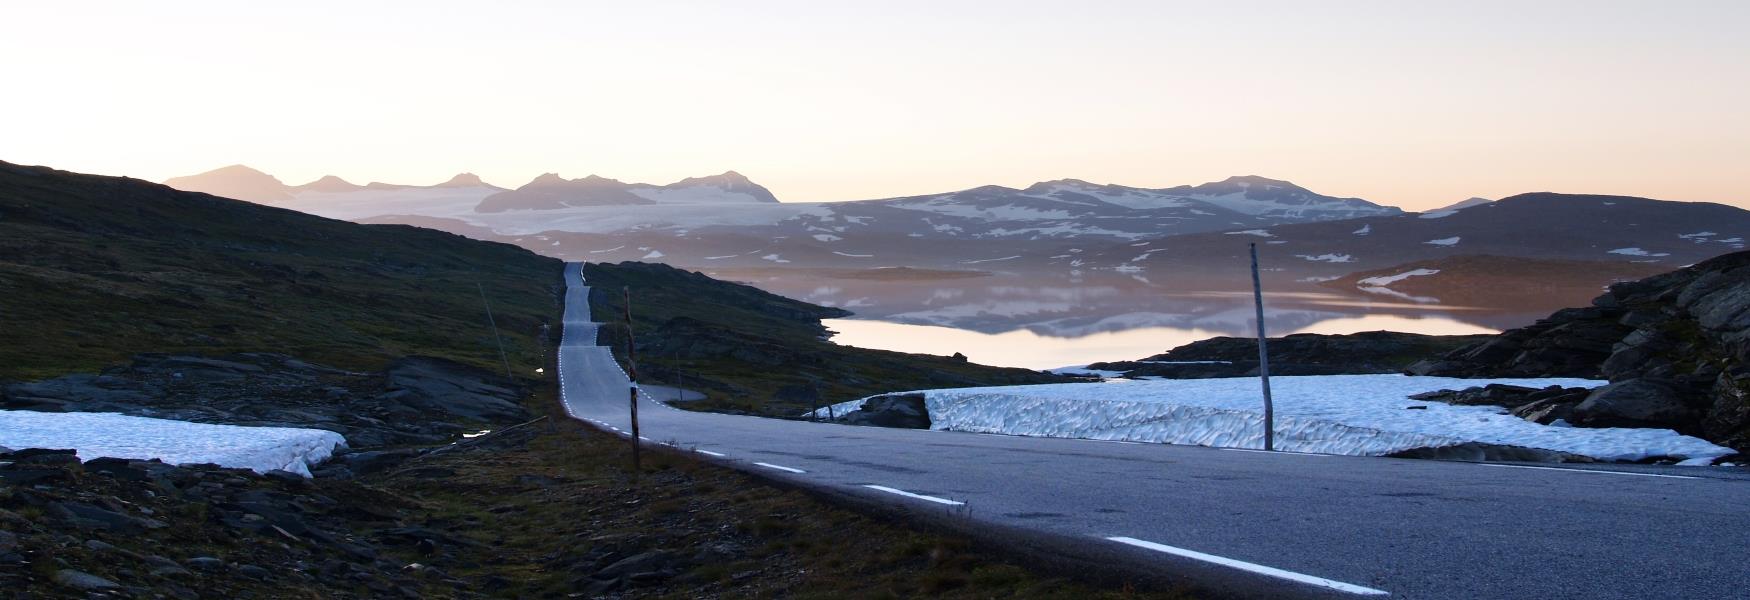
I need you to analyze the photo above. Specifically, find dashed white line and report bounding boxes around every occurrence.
[864,485,964,506]
[1477,463,1699,480]
[754,462,806,474]
[697,450,726,457]
[1106,536,1388,596]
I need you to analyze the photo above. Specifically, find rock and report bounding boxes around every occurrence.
[337,449,419,475]
[1512,398,1580,425]
[236,564,271,580]
[0,530,16,552]
[1574,379,1700,430]
[184,556,226,572]
[54,569,120,590]
[836,393,931,429]
[380,356,528,423]
[595,550,676,580]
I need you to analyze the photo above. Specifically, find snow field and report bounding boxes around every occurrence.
[813,375,1734,462]
[0,410,346,476]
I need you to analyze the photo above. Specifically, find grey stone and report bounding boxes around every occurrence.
[837,393,931,429]
[54,569,119,590]
[1575,379,1699,429]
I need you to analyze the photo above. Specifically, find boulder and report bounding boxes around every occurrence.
[381,357,528,423]
[1574,379,1699,429]
[837,393,931,429]
[53,569,119,591]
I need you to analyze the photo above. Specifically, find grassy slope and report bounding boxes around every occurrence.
[582,261,1067,415]
[0,161,562,380]
[377,385,1186,599]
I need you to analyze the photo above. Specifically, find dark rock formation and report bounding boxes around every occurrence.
[834,393,931,429]
[1091,331,1491,379]
[1410,251,1750,449]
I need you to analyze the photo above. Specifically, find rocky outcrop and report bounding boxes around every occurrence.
[1090,331,1491,379]
[833,393,931,429]
[1409,251,1750,450]
[1,353,529,450]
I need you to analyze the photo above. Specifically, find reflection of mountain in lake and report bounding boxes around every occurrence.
[707,268,1565,340]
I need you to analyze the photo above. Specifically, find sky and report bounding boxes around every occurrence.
[2,0,1746,210]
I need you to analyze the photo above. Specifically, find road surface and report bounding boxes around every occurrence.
[557,263,1749,599]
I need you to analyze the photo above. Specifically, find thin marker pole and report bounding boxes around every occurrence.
[623,286,642,471]
[477,281,512,380]
[1249,243,1275,452]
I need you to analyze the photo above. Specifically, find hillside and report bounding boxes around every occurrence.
[1412,250,1750,450]
[1084,192,1750,283]
[580,262,1066,415]
[1321,255,1673,308]
[0,160,561,380]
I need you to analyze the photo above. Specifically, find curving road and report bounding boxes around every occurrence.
[557,263,1750,599]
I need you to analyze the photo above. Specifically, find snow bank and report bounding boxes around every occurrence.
[813,375,1733,462]
[0,410,346,476]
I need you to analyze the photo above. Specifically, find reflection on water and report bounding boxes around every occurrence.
[825,313,1499,370]
[702,268,1577,370]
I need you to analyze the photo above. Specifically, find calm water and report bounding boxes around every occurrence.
[824,314,1498,370]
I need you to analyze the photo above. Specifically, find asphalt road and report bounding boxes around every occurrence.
[557,263,1750,599]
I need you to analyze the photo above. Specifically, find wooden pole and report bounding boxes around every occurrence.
[1250,243,1275,452]
[623,286,641,471]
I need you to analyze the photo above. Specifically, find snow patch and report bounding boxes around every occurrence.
[1424,237,1461,246]
[1224,229,1274,238]
[0,410,345,476]
[811,375,1731,462]
[1608,248,1670,257]
[1357,268,1440,287]
[1296,254,1355,263]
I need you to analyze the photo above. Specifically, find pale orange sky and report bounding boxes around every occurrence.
[2,1,1746,210]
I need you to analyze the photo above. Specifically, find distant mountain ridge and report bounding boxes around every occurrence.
[165,165,506,203]
[474,171,780,212]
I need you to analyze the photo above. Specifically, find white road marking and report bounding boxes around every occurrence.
[1106,536,1389,596]
[1477,463,1699,480]
[754,462,806,474]
[864,485,964,506]
[697,450,726,457]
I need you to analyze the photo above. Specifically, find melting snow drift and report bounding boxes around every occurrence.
[813,375,1732,462]
[0,410,346,476]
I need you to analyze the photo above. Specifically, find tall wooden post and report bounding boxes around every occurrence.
[1250,243,1275,452]
[623,286,642,471]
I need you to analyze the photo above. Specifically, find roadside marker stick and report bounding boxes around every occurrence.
[1249,243,1275,452]
[624,286,642,473]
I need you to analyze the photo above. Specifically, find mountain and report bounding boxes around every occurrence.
[475,171,778,212]
[1,159,560,380]
[434,172,498,189]
[293,175,364,193]
[1078,192,1750,280]
[162,164,291,203]
[1156,175,1398,220]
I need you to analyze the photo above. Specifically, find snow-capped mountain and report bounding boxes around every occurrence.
[1072,192,1750,280]
[1154,175,1397,220]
